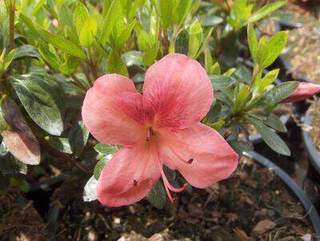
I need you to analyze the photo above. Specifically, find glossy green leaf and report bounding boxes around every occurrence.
[248,116,290,156]
[10,73,64,136]
[68,121,89,156]
[122,51,145,67]
[13,45,41,60]
[264,114,287,133]
[83,176,98,202]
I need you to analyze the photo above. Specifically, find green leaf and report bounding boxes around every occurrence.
[73,2,89,35]
[94,143,119,155]
[264,114,287,133]
[258,31,288,68]
[13,45,40,60]
[114,19,136,50]
[0,96,9,132]
[10,73,64,136]
[266,81,298,103]
[122,51,145,68]
[79,16,97,47]
[248,1,287,24]
[247,24,258,62]
[156,0,173,28]
[202,15,223,27]
[147,180,166,209]
[100,0,122,44]
[38,43,62,70]
[174,0,193,25]
[188,19,203,59]
[38,28,86,60]
[94,154,113,180]
[247,115,290,156]
[3,49,16,71]
[68,121,89,156]
[107,50,128,76]
[256,69,279,94]
[210,75,235,92]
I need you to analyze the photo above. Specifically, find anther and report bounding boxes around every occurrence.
[133,179,138,186]
[187,158,194,164]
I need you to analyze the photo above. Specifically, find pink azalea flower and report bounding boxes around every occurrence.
[82,54,238,207]
[280,82,320,103]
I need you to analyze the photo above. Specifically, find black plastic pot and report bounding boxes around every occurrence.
[244,151,320,238]
[302,112,320,174]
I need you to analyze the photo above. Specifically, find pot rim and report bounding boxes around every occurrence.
[302,111,320,174]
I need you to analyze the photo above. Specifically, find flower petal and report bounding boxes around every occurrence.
[159,123,238,188]
[82,74,145,146]
[143,54,213,129]
[97,144,160,207]
[280,82,320,103]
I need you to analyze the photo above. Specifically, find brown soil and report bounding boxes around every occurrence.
[0,190,47,241]
[0,157,313,241]
[278,1,320,82]
[282,21,320,82]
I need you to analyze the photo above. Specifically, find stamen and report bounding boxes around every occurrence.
[159,163,188,203]
[187,158,194,164]
[146,127,154,141]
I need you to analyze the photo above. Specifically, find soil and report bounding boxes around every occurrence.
[278,1,320,82]
[0,156,315,241]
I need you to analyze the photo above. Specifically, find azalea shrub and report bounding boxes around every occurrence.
[1,0,320,208]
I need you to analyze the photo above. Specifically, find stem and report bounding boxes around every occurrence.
[250,64,260,88]
[162,28,170,55]
[9,0,15,51]
[71,73,88,91]
[40,137,90,174]
[88,48,98,81]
